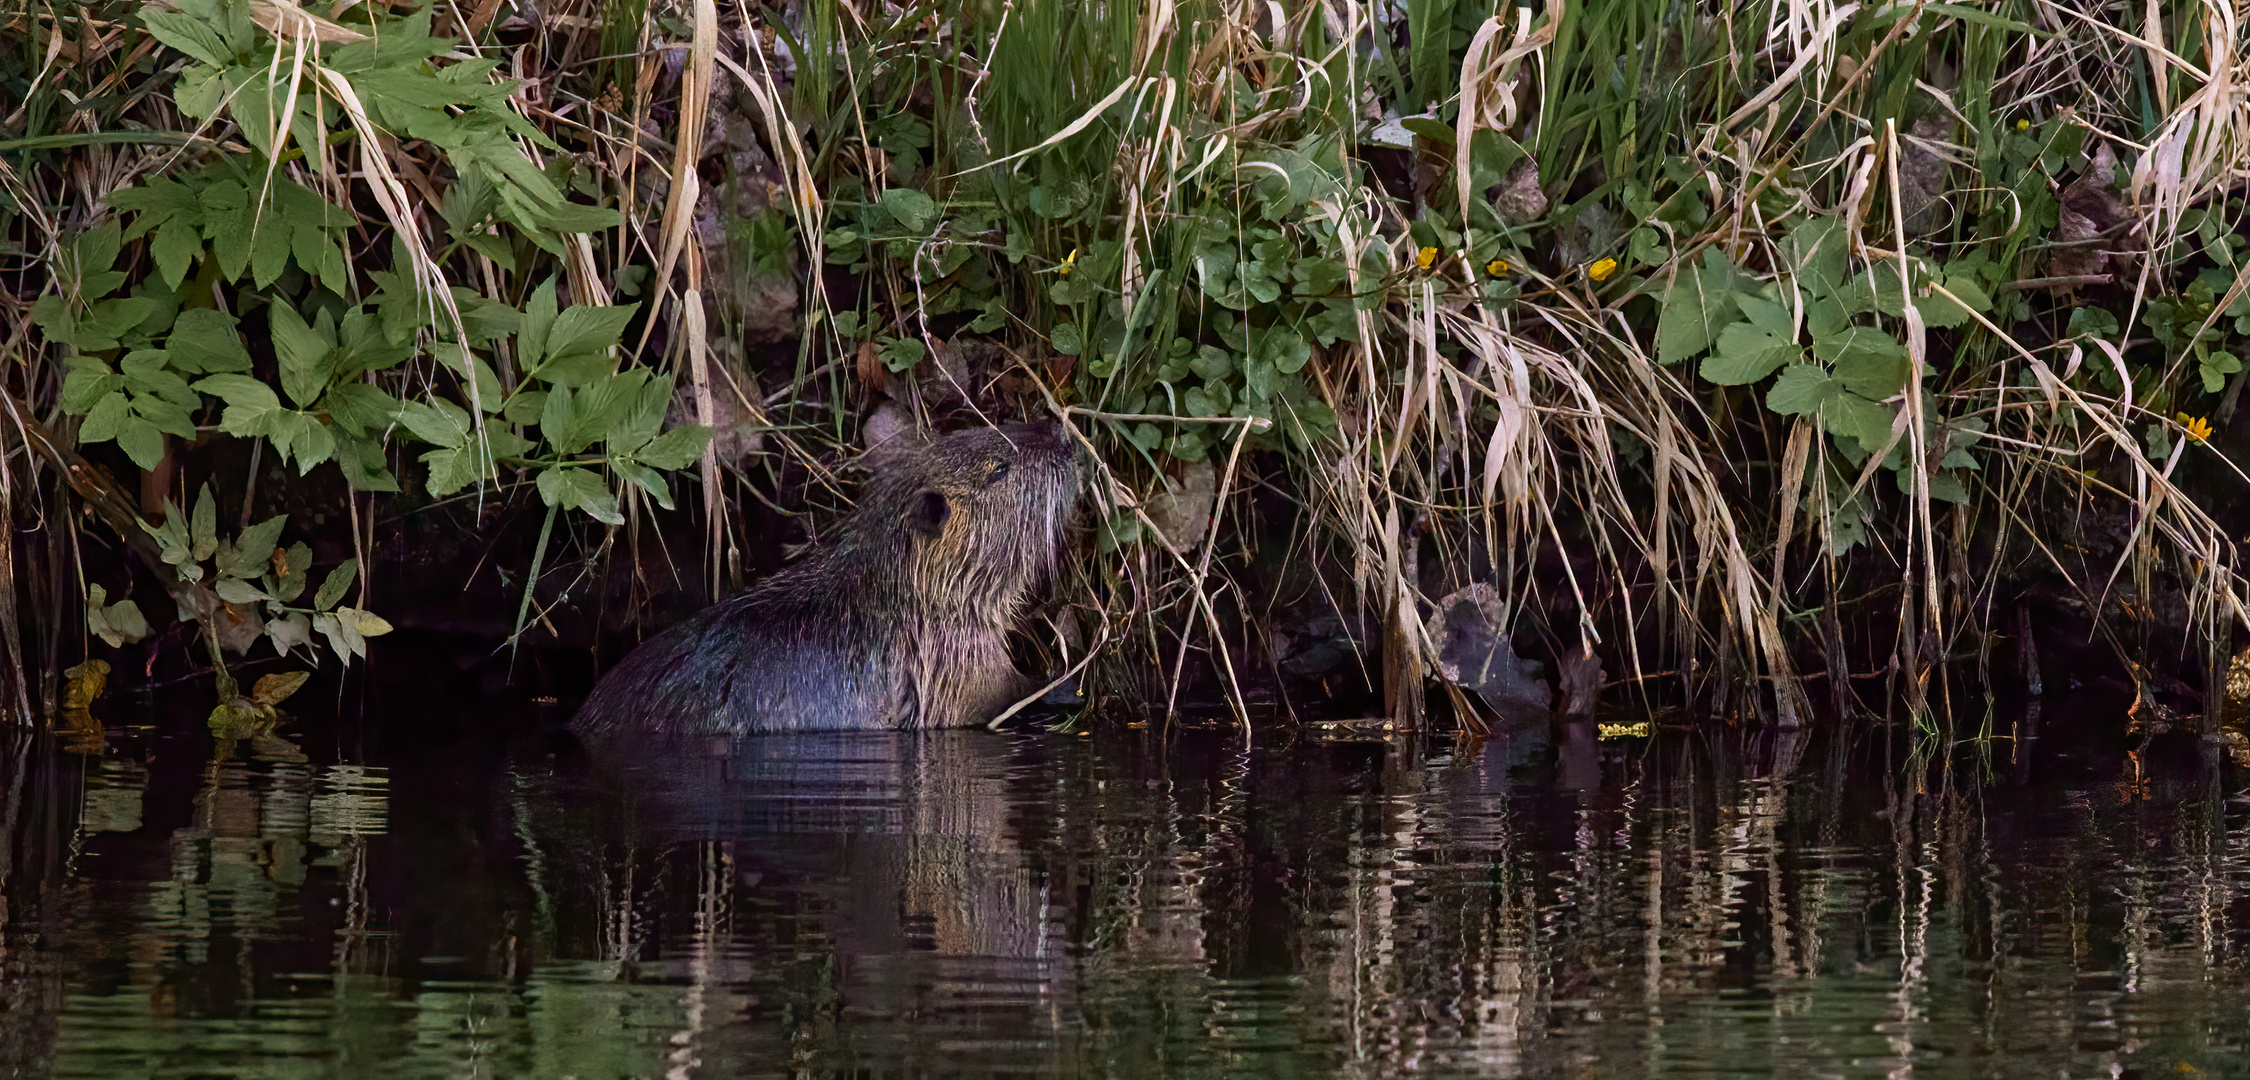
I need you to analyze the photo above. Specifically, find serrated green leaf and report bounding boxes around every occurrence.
[142,8,234,67]
[534,302,636,383]
[269,304,335,408]
[1655,250,1741,364]
[519,277,559,366]
[535,466,621,523]
[1825,391,1896,448]
[1765,364,1833,416]
[1922,274,1992,329]
[1785,215,1849,299]
[1702,319,1801,385]
[1820,327,1911,399]
[322,383,403,437]
[79,391,128,441]
[115,417,165,472]
[152,218,203,289]
[167,308,253,373]
[394,398,474,449]
[635,424,713,470]
[62,358,124,414]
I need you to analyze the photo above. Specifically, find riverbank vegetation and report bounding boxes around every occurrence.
[6,0,2249,734]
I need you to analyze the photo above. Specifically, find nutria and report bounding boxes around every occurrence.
[571,421,1084,736]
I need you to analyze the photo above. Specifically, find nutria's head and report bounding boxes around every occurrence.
[844,421,1084,622]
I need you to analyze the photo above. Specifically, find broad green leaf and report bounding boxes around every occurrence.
[1655,250,1741,364]
[321,383,404,436]
[419,446,489,496]
[79,391,128,441]
[1764,365,1832,416]
[269,304,335,408]
[1702,319,1800,385]
[1785,215,1850,299]
[879,187,939,233]
[1819,327,1911,399]
[536,466,622,524]
[61,358,124,414]
[1921,273,1992,329]
[1825,391,1896,448]
[635,425,713,471]
[215,578,268,605]
[220,515,289,580]
[115,417,165,471]
[152,218,203,289]
[142,9,234,68]
[167,308,253,373]
[394,398,474,449]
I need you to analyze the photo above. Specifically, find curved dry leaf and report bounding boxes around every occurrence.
[251,670,312,708]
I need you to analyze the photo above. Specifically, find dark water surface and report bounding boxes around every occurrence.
[5,665,2249,1078]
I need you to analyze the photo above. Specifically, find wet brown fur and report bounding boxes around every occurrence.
[571,421,1083,736]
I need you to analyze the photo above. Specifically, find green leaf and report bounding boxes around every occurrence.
[151,218,203,289]
[419,446,489,496]
[79,391,128,441]
[519,278,559,365]
[115,417,165,471]
[1921,273,1992,329]
[394,398,475,449]
[215,578,269,605]
[1815,327,1911,399]
[536,466,623,524]
[1702,317,1801,385]
[220,514,289,580]
[269,304,335,408]
[879,188,939,233]
[1785,215,1850,300]
[1764,364,1832,416]
[1656,250,1742,364]
[1253,326,1311,375]
[534,302,637,383]
[190,484,219,562]
[141,9,235,68]
[62,358,124,414]
[634,424,713,470]
[314,560,359,611]
[167,308,253,373]
[1052,322,1084,356]
[322,383,403,437]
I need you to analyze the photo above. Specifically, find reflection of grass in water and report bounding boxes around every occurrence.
[18,717,2250,1076]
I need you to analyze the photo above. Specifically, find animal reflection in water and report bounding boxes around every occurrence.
[512,730,1093,1056]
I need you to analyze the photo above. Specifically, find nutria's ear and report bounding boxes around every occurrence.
[906,490,951,537]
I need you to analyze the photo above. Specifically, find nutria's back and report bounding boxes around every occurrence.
[571,421,1084,736]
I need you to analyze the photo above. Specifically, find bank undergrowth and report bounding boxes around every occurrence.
[5,0,2249,733]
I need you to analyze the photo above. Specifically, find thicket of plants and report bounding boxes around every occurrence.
[6,0,2248,733]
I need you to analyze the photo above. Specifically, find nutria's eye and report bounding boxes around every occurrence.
[906,490,950,537]
[985,460,1011,485]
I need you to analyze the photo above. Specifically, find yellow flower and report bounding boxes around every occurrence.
[1588,256,1619,282]
[1485,257,1510,277]
[1415,246,1438,271]
[1056,247,1078,277]
[2015,118,2031,131]
[2178,413,2213,442]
